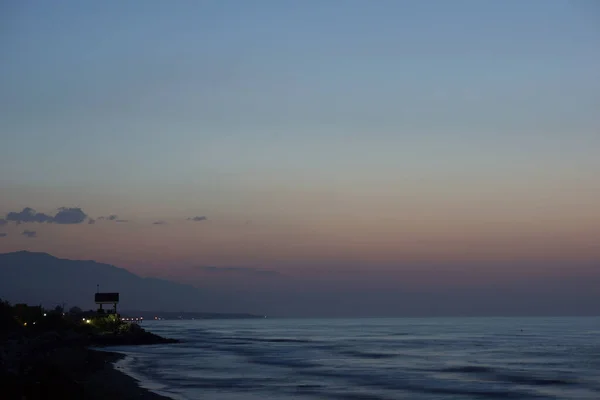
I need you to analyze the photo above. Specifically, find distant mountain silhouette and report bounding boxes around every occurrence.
[0,251,214,312]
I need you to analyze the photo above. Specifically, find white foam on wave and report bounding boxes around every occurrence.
[111,352,187,400]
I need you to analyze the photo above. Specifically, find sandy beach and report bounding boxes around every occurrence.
[3,347,168,400]
[82,350,169,400]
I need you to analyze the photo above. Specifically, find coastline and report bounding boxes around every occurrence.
[82,349,171,400]
[0,344,172,400]
[2,345,171,400]
[1,303,180,399]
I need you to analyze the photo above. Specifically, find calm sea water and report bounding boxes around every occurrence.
[111,317,600,400]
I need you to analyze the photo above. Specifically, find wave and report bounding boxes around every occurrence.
[339,349,398,359]
[441,365,576,385]
[117,318,600,400]
[441,365,496,374]
[223,336,314,344]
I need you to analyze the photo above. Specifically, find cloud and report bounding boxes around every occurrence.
[188,216,208,222]
[97,215,121,222]
[153,221,167,225]
[88,218,96,224]
[0,233,7,238]
[53,207,87,224]
[194,265,280,276]
[21,230,37,238]
[6,208,53,224]
[4,207,89,224]
[0,219,7,226]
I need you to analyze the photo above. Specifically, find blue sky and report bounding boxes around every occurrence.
[1,0,599,315]
[2,0,598,189]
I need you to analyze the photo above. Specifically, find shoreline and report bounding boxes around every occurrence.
[1,300,180,399]
[2,346,171,400]
[84,349,172,400]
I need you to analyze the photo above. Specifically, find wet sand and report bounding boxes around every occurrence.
[82,350,169,400]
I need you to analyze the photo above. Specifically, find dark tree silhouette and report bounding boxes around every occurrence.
[69,306,83,315]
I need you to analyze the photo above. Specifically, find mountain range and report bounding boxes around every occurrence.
[0,251,254,316]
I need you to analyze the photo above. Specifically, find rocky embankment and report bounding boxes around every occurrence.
[91,324,179,346]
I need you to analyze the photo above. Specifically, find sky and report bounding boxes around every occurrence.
[1,1,599,316]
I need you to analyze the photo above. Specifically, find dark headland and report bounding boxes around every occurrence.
[0,251,265,399]
[1,300,177,400]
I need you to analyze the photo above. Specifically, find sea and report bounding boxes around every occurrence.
[109,317,600,400]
